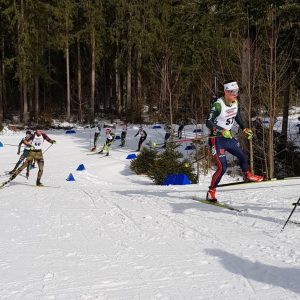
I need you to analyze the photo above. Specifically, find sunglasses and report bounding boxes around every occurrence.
[227,89,239,96]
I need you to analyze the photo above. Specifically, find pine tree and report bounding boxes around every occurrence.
[130,146,157,175]
[148,144,197,185]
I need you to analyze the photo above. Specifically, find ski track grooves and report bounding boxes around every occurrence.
[85,182,260,299]
[149,197,260,299]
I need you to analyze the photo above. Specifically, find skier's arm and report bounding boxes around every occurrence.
[235,108,253,139]
[235,108,246,131]
[143,130,147,138]
[206,102,223,132]
[42,132,56,144]
[23,135,33,147]
[17,139,23,154]
[134,131,139,137]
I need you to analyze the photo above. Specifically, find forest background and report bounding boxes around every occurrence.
[0,0,299,179]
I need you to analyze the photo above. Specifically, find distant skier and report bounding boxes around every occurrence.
[91,123,101,151]
[9,130,34,178]
[98,128,115,156]
[206,80,263,202]
[120,123,128,147]
[7,129,56,186]
[177,122,185,139]
[134,126,147,151]
[163,124,173,148]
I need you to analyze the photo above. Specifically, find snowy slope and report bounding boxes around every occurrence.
[0,126,299,300]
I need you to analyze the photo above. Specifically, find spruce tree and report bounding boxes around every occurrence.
[148,144,197,185]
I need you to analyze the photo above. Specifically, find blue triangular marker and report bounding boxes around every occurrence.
[193,129,203,133]
[185,145,195,150]
[76,164,86,171]
[65,129,76,134]
[0,141,3,147]
[126,154,137,159]
[66,173,75,181]
[163,173,191,185]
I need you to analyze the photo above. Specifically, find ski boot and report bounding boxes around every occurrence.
[106,152,109,156]
[26,171,29,179]
[243,171,263,182]
[36,179,43,187]
[206,188,217,203]
[8,169,16,175]
[98,150,103,154]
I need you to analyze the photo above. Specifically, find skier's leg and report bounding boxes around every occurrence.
[209,137,228,189]
[26,164,30,179]
[120,133,124,146]
[227,139,263,181]
[36,159,44,184]
[121,132,126,146]
[10,150,28,173]
[35,153,44,186]
[94,133,99,148]
[98,143,106,154]
[178,130,182,139]
[141,137,146,146]
[137,138,142,151]
[106,142,112,156]
[226,138,248,172]
[104,142,109,153]
[9,159,31,181]
[207,137,228,201]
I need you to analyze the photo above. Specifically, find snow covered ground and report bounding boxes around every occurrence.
[0,125,299,299]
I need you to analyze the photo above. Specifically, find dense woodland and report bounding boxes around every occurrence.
[0,0,299,178]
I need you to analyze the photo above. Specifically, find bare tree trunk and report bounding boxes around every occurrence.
[20,0,28,124]
[46,49,51,113]
[66,42,71,123]
[137,48,142,120]
[115,49,121,117]
[90,28,95,121]
[126,45,132,117]
[281,83,290,146]
[240,35,255,172]
[267,7,277,179]
[166,57,173,126]
[34,77,39,123]
[160,58,167,116]
[109,74,113,111]
[1,36,5,115]
[23,82,29,124]
[77,37,82,122]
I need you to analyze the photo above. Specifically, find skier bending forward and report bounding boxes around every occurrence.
[9,129,56,186]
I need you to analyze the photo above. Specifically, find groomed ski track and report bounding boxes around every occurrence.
[0,128,299,299]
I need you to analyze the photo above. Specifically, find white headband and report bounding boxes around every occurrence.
[224,81,239,91]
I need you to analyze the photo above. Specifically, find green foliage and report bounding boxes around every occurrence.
[148,144,197,185]
[130,147,157,175]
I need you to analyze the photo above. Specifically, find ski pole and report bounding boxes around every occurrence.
[281,197,300,232]
[2,143,19,147]
[42,143,53,155]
